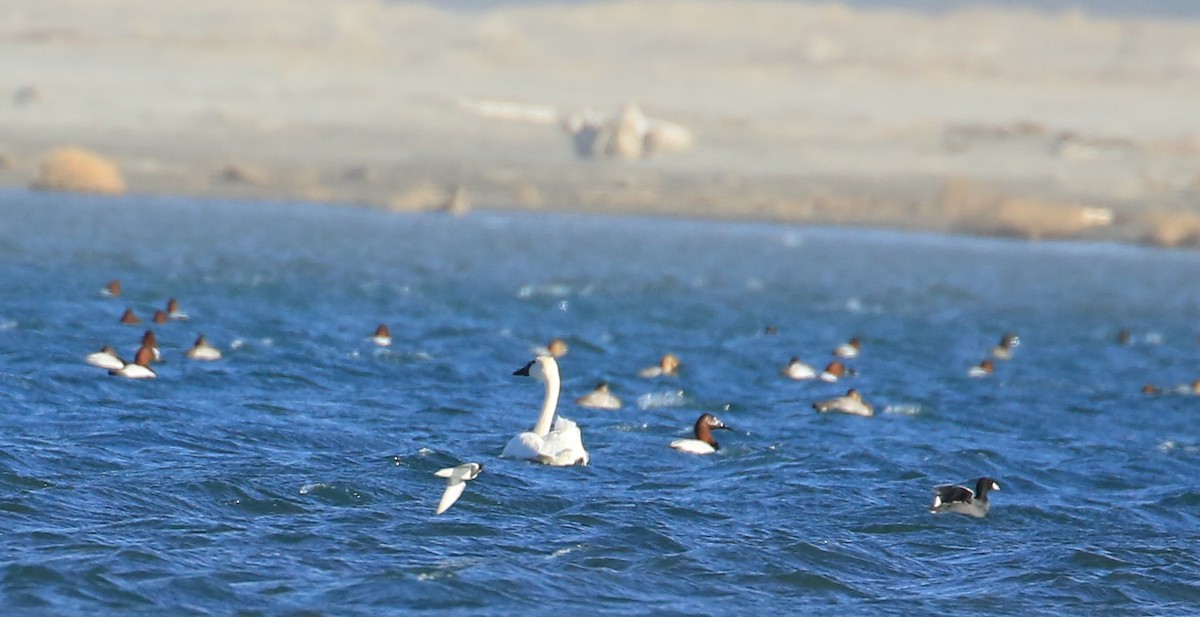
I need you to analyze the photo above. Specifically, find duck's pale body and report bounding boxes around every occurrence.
[669,439,717,455]
[109,346,157,379]
[576,382,622,410]
[818,360,853,383]
[967,360,995,378]
[86,346,125,370]
[833,338,861,359]
[638,353,680,378]
[186,336,222,361]
[813,389,874,416]
[990,333,1019,360]
[372,324,392,347]
[781,357,816,381]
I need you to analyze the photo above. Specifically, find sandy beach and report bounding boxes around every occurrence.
[2,0,1200,246]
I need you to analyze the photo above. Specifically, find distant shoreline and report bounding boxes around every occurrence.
[418,0,1200,20]
[2,0,1198,249]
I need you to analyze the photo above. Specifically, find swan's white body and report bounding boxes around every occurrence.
[435,463,482,515]
[502,356,589,466]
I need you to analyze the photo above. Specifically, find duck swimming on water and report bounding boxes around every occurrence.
[109,345,157,379]
[930,477,1000,518]
[669,413,730,455]
[576,381,622,410]
[812,388,874,417]
[86,345,124,370]
[639,353,681,378]
[781,356,816,381]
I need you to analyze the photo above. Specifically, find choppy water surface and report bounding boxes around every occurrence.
[2,192,1199,615]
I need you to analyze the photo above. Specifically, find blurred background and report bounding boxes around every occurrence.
[2,0,1200,247]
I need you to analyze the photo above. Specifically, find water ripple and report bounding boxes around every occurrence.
[2,196,1200,614]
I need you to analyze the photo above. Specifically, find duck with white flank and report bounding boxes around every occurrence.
[435,463,483,515]
[141,330,161,361]
[833,337,861,359]
[812,388,874,417]
[166,298,188,320]
[930,477,1001,518]
[991,333,1019,360]
[186,335,222,361]
[502,355,589,466]
[109,345,157,379]
[968,359,995,378]
[781,356,816,381]
[576,381,622,410]
[819,360,855,383]
[670,413,730,455]
[372,324,392,347]
[86,345,125,370]
[638,353,681,378]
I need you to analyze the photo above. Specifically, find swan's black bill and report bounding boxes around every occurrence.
[513,360,535,376]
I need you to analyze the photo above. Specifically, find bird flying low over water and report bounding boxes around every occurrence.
[435,463,483,515]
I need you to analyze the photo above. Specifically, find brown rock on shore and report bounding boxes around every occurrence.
[31,147,125,195]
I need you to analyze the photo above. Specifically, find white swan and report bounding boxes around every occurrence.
[435,462,483,515]
[501,355,589,466]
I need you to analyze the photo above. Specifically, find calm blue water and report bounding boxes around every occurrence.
[2,191,1200,615]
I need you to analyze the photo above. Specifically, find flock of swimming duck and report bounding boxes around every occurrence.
[102,277,1171,518]
[83,280,224,379]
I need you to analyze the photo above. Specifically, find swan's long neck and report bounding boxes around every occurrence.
[531,358,560,436]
